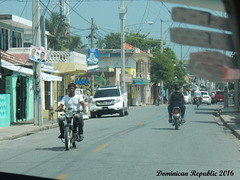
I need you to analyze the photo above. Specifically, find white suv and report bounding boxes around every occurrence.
[90,86,128,118]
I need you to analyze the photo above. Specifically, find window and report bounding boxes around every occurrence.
[12,31,22,48]
[136,59,144,78]
[0,28,9,51]
[94,89,120,98]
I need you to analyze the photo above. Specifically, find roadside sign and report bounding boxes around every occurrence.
[87,48,98,66]
[28,45,48,64]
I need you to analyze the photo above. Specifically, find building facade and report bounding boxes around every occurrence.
[77,43,153,106]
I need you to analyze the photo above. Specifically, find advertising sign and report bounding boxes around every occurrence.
[28,45,48,64]
[87,48,98,65]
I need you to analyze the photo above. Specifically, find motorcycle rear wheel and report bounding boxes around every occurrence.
[72,142,76,148]
[174,119,179,130]
[64,127,71,150]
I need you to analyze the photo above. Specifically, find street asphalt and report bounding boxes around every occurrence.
[0,105,240,141]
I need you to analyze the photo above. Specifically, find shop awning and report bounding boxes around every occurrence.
[54,63,87,74]
[130,78,151,85]
[2,60,62,81]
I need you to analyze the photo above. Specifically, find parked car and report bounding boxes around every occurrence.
[89,86,128,118]
[215,90,224,102]
[200,91,211,105]
[183,91,191,104]
[209,92,216,104]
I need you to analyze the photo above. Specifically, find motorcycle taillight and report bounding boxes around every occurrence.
[196,98,199,100]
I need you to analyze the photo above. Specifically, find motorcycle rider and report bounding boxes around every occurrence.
[193,89,202,104]
[168,84,186,123]
[55,83,86,141]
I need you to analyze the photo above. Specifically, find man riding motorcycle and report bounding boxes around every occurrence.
[55,83,86,141]
[193,89,202,104]
[168,85,186,123]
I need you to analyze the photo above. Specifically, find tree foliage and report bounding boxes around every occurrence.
[96,32,160,50]
[151,53,174,83]
[125,32,159,51]
[100,33,121,49]
[45,12,85,51]
[96,32,186,90]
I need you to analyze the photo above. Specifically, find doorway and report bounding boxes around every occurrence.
[16,76,27,120]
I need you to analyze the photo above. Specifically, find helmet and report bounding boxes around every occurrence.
[174,84,180,91]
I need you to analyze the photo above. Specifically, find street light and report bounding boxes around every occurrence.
[126,21,154,28]
[119,0,126,92]
[125,21,154,33]
[119,4,153,92]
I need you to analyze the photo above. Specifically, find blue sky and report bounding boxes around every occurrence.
[0,0,224,60]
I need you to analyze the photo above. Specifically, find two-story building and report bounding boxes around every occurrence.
[0,14,87,126]
[77,43,153,106]
[0,14,64,127]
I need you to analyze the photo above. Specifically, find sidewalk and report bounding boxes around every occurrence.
[0,119,58,141]
[217,105,240,140]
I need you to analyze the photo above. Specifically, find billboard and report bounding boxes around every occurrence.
[28,45,48,64]
[87,48,98,65]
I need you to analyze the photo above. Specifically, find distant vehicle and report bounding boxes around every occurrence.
[183,91,191,104]
[215,91,224,102]
[209,92,216,104]
[201,91,211,105]
[90,86,128,118]
[193,89,202,104]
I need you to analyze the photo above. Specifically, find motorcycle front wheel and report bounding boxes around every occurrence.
[64,126,71,150]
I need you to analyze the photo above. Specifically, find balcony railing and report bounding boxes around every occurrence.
[47,51,86,65]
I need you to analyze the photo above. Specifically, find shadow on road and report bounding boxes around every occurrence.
[91,115,121,119]
[191,120,217,124]
[194,111,214,115]
[35,147,66,151]
[152,128,175,131]
[194,107,214,111]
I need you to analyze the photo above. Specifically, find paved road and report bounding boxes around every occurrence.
[0,104,240,180]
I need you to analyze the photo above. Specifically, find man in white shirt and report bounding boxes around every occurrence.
[55,83,86,141]
[193,89,203,104]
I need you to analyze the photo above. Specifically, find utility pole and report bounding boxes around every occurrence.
[119,0,126,92]
[91,18,95,95]
[160,20,164,104]
[234,80,239,110]
[160,20,163,54]
[222,12,229,108]
[0,51,2,79]
[40,15,45,48]
[33,0,43,126]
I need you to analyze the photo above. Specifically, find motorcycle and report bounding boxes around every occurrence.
[195,97,201,108]
[60,108,81,150]
[171,106,183,130]
[156,95,162,106]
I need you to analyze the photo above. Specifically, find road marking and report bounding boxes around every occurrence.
[136,122,141,125]
[120,130,128,135]
[94,144,108,152]
[56,174,67,180]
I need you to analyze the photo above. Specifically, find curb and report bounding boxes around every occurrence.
[219,115,240,140]
[0,124,58,141]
